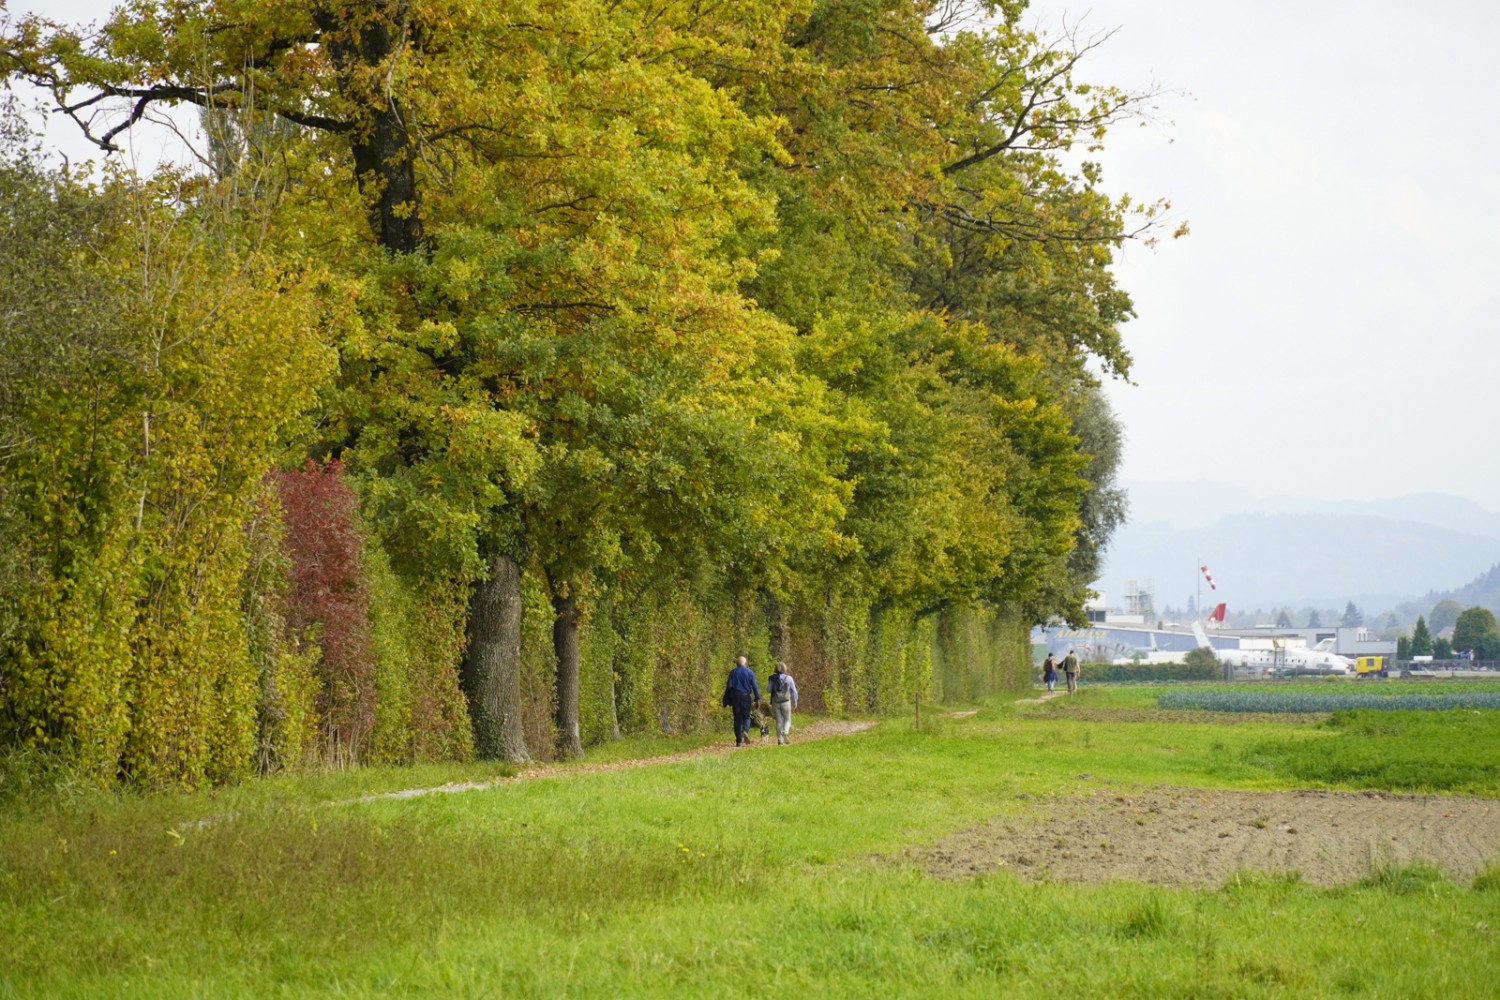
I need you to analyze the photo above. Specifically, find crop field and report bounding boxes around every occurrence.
[1159,688,1500,713]
[3,683,1499,998]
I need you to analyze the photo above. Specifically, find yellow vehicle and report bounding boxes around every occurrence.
[1353,656,1388,679]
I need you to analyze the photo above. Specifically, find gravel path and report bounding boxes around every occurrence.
[352,719,879,804]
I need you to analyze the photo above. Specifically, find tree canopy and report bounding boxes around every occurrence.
[1,0,1170,776]
[1410,615,1434,657]
[1452,607,1498,656]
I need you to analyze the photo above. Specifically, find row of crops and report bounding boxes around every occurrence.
[1158,690,1500,713]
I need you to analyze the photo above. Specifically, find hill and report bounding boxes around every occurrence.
[1430,562,1500,612]
[1099,482,1500,614]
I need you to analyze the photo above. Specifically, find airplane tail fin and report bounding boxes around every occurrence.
[1208,602,1227,625]
[1190,620,1212,650]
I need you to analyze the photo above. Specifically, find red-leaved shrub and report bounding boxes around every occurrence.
[275,460,375,763]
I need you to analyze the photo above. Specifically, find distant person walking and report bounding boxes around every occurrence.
[1042,653,1058,693]
[722,655,761,746]
[1062,649,1080,694]
[767,661,799,745]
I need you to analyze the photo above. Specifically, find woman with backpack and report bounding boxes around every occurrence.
[1042,653,1058,693]
[766,661,799,745]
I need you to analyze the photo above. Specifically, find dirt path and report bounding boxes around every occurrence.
[1014,691,1068,705]
[353,719,879,804]
[912,786,1500,887]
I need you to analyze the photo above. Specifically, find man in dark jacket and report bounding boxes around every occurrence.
[722,655,761,746]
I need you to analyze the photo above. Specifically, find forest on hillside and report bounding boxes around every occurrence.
[0,0,1165,786]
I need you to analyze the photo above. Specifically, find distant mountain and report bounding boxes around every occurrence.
[1098,482,1500,614]
[1123,481,1500,541]
[1431,562,1500,613]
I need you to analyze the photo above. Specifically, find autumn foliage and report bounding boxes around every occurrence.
[2,0,1151,784]
[275,462,376,763]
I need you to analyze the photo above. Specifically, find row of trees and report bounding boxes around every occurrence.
[1,1,1158,784]
[1400,607,1500,660]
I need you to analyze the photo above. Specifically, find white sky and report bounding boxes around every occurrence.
[15,1,1500,510]
[8,0,201,172]
[1032,0,1500,507]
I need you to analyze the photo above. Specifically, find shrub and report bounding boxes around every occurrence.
[277,461,376,765]
[365,542,473,765]
[1084,660,1221,683]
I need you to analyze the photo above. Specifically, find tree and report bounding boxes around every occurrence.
[0,115,338,782]
[1340,601,1363,627]
[1063,387,1129,596]
[1275,609,1292,628]
[1452,607,1499,654]
[1433,637,1452,659]
[1428,599,1464,634]
[1396,635,1411,659]
[1306,609,1322,628]
[6,0,846,761]
[1183,646,1219,672]
[1410,615,1434,657]
[5,0,1173,761]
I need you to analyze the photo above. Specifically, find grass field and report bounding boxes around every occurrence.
[4,684,1499,997]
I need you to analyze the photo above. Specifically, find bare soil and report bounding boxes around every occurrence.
[912,787,1500,887]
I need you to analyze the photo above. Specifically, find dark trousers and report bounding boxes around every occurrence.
[729,692,754,745]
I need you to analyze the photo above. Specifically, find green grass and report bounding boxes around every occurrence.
[1239,709,1500,793]
[3,698,1499,997]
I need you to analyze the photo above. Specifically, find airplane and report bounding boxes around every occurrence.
[1110,603,1231,665]
[1190,619,1351,676]
[1110,632,1188,665]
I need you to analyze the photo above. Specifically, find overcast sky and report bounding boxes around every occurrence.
[15,1,1500,511]
[1030,0,1500,508]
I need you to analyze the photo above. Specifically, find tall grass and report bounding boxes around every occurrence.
[3,701,1498,997]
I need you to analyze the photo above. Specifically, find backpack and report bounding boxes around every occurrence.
[769,672,791,702]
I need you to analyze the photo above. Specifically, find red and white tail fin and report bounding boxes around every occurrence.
[1208,602,1227,624]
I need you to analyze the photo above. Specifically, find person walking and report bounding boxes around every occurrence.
[721,655,761,746]
[1042,653,1058,693]
[766,661,799,745]
[1062,649,1080,694]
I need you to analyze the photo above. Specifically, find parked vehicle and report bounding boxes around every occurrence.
[1353,656,1388,679]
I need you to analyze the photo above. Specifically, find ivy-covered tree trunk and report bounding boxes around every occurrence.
[606,657,622,743]
[763,588,785,661]
[462,552,530,762]
[551,584,583,758]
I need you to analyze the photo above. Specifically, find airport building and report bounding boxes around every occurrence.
[1032,595,1397,664]
[1232,625,1396,660]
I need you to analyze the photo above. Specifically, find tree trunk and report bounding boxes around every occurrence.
[606,658,622,743]
[763,587,785,661]
[350,104,423,254]
[462,552,530,762]
[316,3,424,255]
[552,585,584,758]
